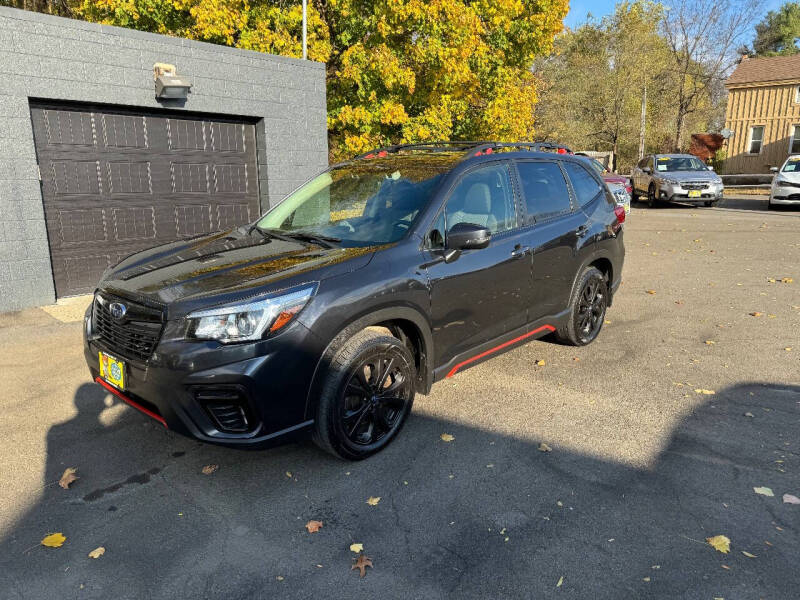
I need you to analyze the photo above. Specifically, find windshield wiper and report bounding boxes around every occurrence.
[249,225,299,244]
[282,230,342,248]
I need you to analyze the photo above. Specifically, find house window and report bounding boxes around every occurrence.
[748,125,764,154]
[791,125,800,154]
[795,86,800,103]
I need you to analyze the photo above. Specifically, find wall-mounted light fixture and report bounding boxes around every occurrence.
[153,63,192,101]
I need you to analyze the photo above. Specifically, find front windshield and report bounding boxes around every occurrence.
[256,156,453,246]
[782,156,800,172]
[656,156,708,172]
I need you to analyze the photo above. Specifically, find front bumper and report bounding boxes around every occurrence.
[83,307,323,448]
[659,183,723,203]
[770,186,800,204]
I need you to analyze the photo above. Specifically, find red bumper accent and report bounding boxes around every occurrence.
[445,324,556,378]
[95,376,168,428]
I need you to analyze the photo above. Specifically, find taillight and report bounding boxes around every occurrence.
[614,204,626,224]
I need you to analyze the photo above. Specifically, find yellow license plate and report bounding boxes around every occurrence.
[688,190,701,198]
[99,351,125,390]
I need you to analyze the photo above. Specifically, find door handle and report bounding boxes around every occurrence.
[511,245,530,258]
[576,225,589,238]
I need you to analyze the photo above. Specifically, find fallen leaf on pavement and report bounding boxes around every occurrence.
[783,494,800,504]
[705,340,715,345]
[41,533,66,548]
[707,535,730,553]
[749,312,763,317]
[721,564,730,570]
[695,389,715,395]
[785,347,793,352]
[351,554,373,578]
[538,443,552,452]
[366,496,381,506]
[59,467,78,490]
[201,464,218,475]
[556,576,564,587]
[285,471,292,478]
[276,575,284,581]
[440,433,454,442]
[305,520,323,533]
[744,412,754,418]
[349,543,363,553]
[536,359,546,366]
[782,277,794,283]
[646,289,656,295]
[754,486,774,497]
[643,577,651,582]
[88,546,105,559]
[741,551,757,558]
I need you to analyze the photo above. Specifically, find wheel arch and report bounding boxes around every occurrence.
[568,252,616,309]
[303,306,434,421]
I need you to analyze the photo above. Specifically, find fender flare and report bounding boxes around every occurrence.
[303,305,434,421]
[567,250,616,307]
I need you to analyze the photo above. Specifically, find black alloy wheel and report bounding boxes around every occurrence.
[555,266,608,346]
[575,276,606,343]
[340,350,411,447]
[314,329,415,460]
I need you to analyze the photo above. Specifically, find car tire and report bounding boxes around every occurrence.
[313,328,415,460]
[647,183,658,208]
[704,200,714,207]
[555,266,608,347]
[767,200,775,210]
[630,181,638,201]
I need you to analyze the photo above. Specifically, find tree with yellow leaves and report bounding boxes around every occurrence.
[36,0,567,159]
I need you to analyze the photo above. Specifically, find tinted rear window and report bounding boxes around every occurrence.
[563,162,604,207]
[516,161,572,221]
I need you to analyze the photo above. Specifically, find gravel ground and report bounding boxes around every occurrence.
[1,199,798,599]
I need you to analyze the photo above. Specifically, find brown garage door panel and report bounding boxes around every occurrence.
[30,104,261,298]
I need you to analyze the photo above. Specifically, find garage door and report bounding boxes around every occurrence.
[30,103,261,298]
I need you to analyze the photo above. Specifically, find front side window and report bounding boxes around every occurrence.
[257,157,452,246]
[749,126,765,154]
[791,125,800,154]
[516,161,572,221]
[781,156,800,172]
[444,163,517,234]
[563,162,604,207]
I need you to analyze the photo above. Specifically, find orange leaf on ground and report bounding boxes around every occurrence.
[88,546,105,559]
[351,554,373,578]
[305,520,323,533]
[201,464,218,475]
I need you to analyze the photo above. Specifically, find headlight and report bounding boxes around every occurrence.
[659,177,678,185]
[776,177,791,185]
[185,283,317,343]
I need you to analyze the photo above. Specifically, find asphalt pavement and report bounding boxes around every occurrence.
[1,198,798,599]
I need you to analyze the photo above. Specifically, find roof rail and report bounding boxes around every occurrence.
[355,141,486,160]
[354,140,573,160]
[467,142,573,157]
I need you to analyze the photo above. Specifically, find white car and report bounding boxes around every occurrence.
[769,156,800,209]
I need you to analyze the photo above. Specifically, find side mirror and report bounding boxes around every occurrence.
[643,167,652,174]
[707,165,714,171]
[770,166,779,173]
[447,222,491,250]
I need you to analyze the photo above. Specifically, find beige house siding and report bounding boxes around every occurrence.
[724,82,800,173]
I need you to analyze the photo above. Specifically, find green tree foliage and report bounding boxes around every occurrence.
[752,1,800,56]
[8,0,568,161]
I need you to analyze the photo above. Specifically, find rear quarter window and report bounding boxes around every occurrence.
[563,162,604,208]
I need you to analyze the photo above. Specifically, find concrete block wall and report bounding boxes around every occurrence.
[0,6,328,311]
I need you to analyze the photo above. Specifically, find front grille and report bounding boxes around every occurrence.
[682,182,709,190]
[196,387,252,433]
[93,293,164,362]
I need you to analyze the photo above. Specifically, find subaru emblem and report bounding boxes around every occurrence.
[109,302,127,320]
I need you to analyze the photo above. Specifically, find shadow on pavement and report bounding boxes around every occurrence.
[1,380,799,599]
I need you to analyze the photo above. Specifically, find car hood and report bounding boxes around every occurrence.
[776,169,800,183]
[656,170,721,183]
[99,228,377,315]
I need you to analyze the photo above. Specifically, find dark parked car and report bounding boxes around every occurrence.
[85,142,625,460]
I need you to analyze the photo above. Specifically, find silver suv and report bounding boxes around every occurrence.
[631,154,723,207]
